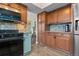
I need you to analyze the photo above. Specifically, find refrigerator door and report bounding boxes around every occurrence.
[74,34,79,56]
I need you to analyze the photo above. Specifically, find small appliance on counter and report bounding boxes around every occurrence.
[65,23,71,32]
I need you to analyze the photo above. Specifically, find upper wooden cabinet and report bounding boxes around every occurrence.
[47,4,71,24]
[9,3,21,10]
[9,3,27,23]
[38,12,47,22]
[0,3,9,6]
[0,3,27,23]
[47,10,58,24]
[58,5,71,23]
[20,5,27,23]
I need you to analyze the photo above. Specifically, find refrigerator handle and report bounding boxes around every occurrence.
[75,20,78,31]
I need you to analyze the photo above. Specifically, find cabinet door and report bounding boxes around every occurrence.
[56,36,65,50]
[38,22,45,44]
[41,22,45,32]
[62,5,71,23]
[47,13,52,24]
[38,12,46,22]
[9,3,21,10]
[38,22,42,43]
[38,33,46,44]
[50,36,56,48]
[0,3,9,6]
[51,11,58,24]
[20,6,27,23]
[58,5,71,23]
[56,36,71,52]
[45,34,55,48]
[47,11,57,24]
[41,33,46,44]
[46,35,51,46]
[9,3,27,23]
[64,37,71,51]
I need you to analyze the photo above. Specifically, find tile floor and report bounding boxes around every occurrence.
[28,44,70,56]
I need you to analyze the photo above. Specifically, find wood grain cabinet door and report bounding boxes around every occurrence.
[41,13,46,22]
[51,11,58,24]
[9,3,21,10]
[50,36,56,48]
[56,36,71,52]
[45,35,51,46]
[45,35,55,48]
[38,12,47,22]
[64,37,71,51]
[41,22,45,32]
[58,5,71,23]
[47,13,52,24]
[20,6,27,23]
[47,11,57,24]
[38,34,42,43]
[58,8,63,23]
[56,36,65,50]
[38,22,42,43]
[62,5,71,23]
[10,3,27,23]
[41,33,46,44]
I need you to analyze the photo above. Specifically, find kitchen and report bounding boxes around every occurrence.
[0,3,79,56]
[0,3,36,56]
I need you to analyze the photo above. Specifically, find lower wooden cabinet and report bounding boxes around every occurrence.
[39,32,72,53]
[41,34,46,44]
[56,36,67,50]
[45,35,55,48]
[39,33,46,44]
[55,35,71,52]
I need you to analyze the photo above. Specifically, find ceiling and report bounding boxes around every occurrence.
[23,3,69,14]
[32,3,52,9]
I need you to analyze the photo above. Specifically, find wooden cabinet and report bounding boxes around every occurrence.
[0,3,9,6]
[20,6,27,23]
[45,32,71,53]
[47,11,58,24]
[41,33,46,44]
[9,3,21,10]
[46,34,55,48]
[38,12,47,22]
[47,4,71,24]
[58,5,71,23]
[55,34,71,52]
[0,3,27,23]
[39,32,46,44]
[56,36,67,50]
[38,12,47,44]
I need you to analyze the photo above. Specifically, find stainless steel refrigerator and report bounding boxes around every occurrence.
[74,19,79,56]
[73,4,79,56]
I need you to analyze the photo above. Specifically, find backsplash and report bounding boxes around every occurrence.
[48,24,71,32]
[0,22,17,30]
